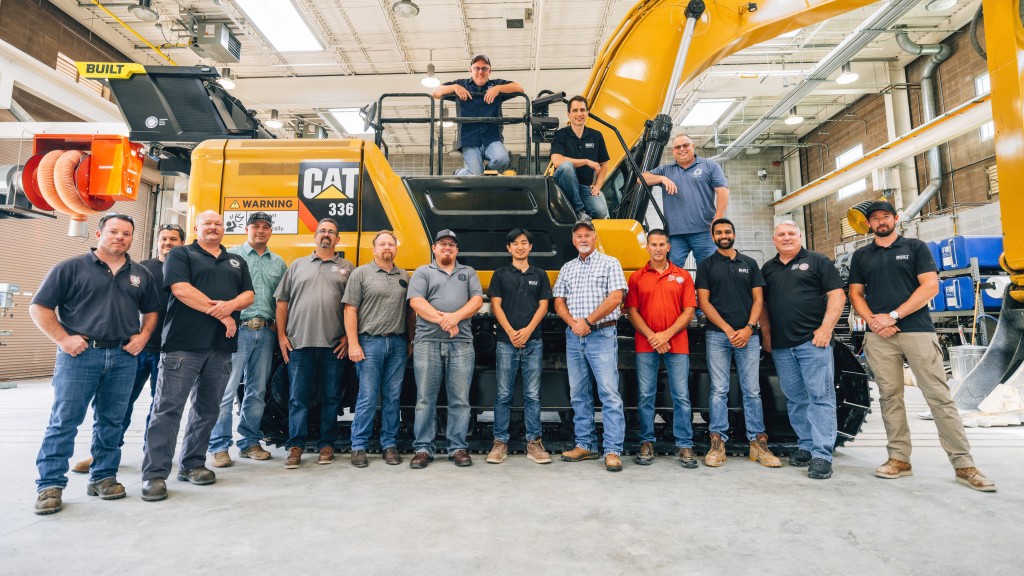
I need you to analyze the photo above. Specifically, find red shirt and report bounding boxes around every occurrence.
[624,261,697,354]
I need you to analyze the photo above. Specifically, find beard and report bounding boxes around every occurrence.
[715,237,734,249]
[873,225,895,238]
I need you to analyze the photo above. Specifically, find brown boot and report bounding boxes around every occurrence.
[383,446,402,465]
[605,453,623,472]
[749,434,782,467]
[34,487,63,515]
[955,467,996,492]
[561,446,599,462]
[239,444,272,461]
[677,448,698,469]
[875,458,912,479]
[526,439,552,464]
[486,440,508,464]
[704,433,726,467]
[284,447,302,469]
[634,441,655,465]
[210,451,233,468]
[318,446,335,465]
[71,457,92,475]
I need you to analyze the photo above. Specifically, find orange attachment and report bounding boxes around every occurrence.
[30,135,144,203]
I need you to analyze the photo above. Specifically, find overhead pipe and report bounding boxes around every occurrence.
[89,0,176,64]
[895,27,952,220]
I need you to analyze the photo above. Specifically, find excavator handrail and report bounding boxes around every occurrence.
[436,92,532,176]
[370,92,437,174]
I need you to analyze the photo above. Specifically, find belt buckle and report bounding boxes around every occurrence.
[248,318,266,330]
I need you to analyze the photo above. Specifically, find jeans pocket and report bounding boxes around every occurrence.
[161,355,183,371]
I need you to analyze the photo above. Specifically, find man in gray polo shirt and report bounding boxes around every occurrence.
[407,229,483,468]
[275,217,354,469]
[344,230,411,468]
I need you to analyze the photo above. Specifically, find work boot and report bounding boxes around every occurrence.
[410,451,432,469]
[486,440,508,464]
[561,446,600,462]
[177,466,216,486]
[704,433,726,467]
[383,446,402,465]
[875,458,913,479]
[239,444,272,461]
[34,487,63,515]
[955,467,996,492]
[448,449,473,467]
[635,441,655,465]
[808,458,833,480]
[284,447,303,469]
[526,439,552,464]
[350,450,368,468]
[749,434,782,468]
[211,451,233,468]
[71,457,92,475]
[605,453,623,472]
[677,448,698,469]
[86,477,126,500]
[318,446,335,465]
[141,478,167,502]
[789,449,812,467]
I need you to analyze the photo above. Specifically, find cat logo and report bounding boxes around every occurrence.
[301,163,358,200]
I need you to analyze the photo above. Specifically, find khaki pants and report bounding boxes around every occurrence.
[864,332,973,469]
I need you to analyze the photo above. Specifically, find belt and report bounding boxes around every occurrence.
[361,333,405,338]
[592,320,616,330]
[242,318,270,330]
[89,339,127,349]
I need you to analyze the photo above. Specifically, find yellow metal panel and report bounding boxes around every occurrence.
[361,144,432,271]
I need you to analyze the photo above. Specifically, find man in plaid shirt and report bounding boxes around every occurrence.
[553,220,628,472]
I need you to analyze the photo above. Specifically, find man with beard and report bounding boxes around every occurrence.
[408,230,484,468]
[30,213,160,514]
[209,212,286,467]
[551,95,611,220]
[432,55,524,175]
[848,201,995,492]
[553,220,628,472]
[275,218,354,469]
[141,210,254,501]
[696,218,780,469]
[344,230,411,467]
[71,223,183,475]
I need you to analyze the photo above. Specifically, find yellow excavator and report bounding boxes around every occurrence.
[29,0,1023,452]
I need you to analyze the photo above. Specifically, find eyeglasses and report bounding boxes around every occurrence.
[316,228,338,236]
[471,66,490,72]
[672,144,693,150]
[436,241,458,248]
[99,212,135,229]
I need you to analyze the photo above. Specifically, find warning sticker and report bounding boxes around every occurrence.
[224,197,297,211]
[224,211,298,235]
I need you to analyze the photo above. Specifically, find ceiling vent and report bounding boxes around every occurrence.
[190,22,242,63]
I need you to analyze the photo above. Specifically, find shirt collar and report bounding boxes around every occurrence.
[429,260,464,274]
[872,235,906,250]
[370,260,400,274]
[190,240,229,259]
[772,247,808,264]
[576,251,602,264]
[679,156,705,171]
[310,250,342,263]
[642,260,680,276]
[88,248,133,267]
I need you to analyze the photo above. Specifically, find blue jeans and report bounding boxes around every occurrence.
[669,231,716,269]
[706,331,765,442]
[412,340,474,455]
[636,352,692,447]
[37,347,137,490]
[565,326,625,455]
[350,335,408,451]
[120,350,158,448]
[455,141,509,175]
[552,162,610,218]
[286,347,346,450]
[209,326,276,453]
[771,340,837,461]
[494,339,543,443]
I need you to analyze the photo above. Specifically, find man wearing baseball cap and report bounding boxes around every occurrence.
[848,201,995,491]
[431,55,524,176]
[209,212,286,467]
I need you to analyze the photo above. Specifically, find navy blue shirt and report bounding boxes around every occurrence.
[32,249,160,342]
[443,77,513,150]
[649,156,728,235]
[550,126,610,186]
[848,236,937,333]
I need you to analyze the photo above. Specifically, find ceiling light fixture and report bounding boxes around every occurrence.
[217,67,236,90]
[236,0,324,52]
[925,0,958,12]
[836,62,859,85]
[266,109,283,129]
[680,98,735,126]
[392,0,420,18]
[784,107,804,125]
[129,0,159,22]
[421,50,440,88]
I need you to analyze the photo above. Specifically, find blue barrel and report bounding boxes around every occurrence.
[943,276,974,311]
[928,240,945,270]
[943,236,1003,270]
[928,286,946,312]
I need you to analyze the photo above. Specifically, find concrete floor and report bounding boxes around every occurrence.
[1,379,1022,576]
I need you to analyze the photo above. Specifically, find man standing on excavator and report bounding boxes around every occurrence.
[551,95,611,220]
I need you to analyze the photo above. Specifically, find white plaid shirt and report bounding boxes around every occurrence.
[553,250,628,323]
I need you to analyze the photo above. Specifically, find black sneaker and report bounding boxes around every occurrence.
[808,458,833,479]
[788,449,812,467]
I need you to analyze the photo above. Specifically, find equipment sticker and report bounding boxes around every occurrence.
[223,210,298,235]
[297,161,359,233]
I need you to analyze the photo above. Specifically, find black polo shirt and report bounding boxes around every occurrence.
[550,126,610,186]
[487,264,552,344]
[848,236,937,333]
[443,77,513,150]
[32,249,160,342]
[161,242,254,353]
[761,248,844,349]
[140,258,168,352]
[696,250,765,332]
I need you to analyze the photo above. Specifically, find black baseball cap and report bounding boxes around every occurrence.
[572,219,596,232]
[865,201,897,217]
[247,212,273,225]
[434,229,458,243]
[471,54,490,66]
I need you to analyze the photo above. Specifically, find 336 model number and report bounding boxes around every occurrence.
[327,202,355,216]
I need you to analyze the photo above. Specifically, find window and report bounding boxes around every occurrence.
[836,144,866,199]
[979,121,995,142]
[976,73,994,142]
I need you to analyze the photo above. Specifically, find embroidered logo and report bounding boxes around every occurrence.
[675,276,683,283]
[229,259,241,268]
[895,254,910,261]
[799,263,809,271]
[738,268,749,273]
[528,280,539,286]
[458,273,467,281]
[668,275,676,282]
[331,266,339,272]
[129,274,141,287]
[692,168,703,177]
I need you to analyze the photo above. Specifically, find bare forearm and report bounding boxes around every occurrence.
[848,285,873,320]
[231,291,255,312]
[455,296,484,321]
[409,297,442,324]
[29,305,68,344]
[626,307,655,339]
[898,285,937,318]
[586,291,623,324]
[554,298,573,325]
[343,305,360,344]
[525,300,549,333]
[820,290,847,331]
[666,308,696,337]
[138,312,158,340]
[275,301,289,339]
[698,290,732,332]
[170,282,214,313]
[715,187,729,219]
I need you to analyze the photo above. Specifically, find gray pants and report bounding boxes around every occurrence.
[142,350,233,480]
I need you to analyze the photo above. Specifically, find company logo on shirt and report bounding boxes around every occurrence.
[692,168,703,177]
[738,268,749,273]
[229,258,241,268]
[791,263,809,271]
[528,280,539,286]
[458,273,467,281]
[585,142,595,149]
[896,254,910,260]
[130,274,141,287]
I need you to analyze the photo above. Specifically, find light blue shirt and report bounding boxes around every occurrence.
[650,156,728,235]
[230,242,286,321]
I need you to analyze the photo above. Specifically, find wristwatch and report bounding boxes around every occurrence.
[746,323,757,331]
[889,310,900,320]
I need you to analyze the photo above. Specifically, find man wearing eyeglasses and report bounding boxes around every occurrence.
[642,134,730,268]
[209,212,286,468]
[70,223,183,476]
[407,230,484,468]
[31,213,160,514]
[141,210,254,502]
[432,54,524,176]
[275,218,354,469]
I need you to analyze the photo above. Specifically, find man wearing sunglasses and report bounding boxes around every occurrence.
[642,134,730,268]
[432,54,524,176]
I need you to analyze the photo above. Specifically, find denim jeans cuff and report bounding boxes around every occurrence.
[604,451,620,457]
[675,443,694,449]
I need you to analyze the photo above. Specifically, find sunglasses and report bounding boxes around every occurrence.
[99,212,135,229]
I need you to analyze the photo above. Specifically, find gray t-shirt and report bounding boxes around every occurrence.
[342,261,409,337]
[274,252,354,349]
[407,261,483,342]
[649,156,728,235]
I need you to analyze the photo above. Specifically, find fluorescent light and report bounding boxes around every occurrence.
[392,0,420,18]
[421,63,440,88]
[236,0,323,52]
[217,68,235,90]
[265,109,283,129]
[784,107,804,125]
[329,108,374,135]
[680,99,734,126]
[925,0,957,11]
[836,63,859,85]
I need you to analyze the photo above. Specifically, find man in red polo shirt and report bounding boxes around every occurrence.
[625,229,698,467]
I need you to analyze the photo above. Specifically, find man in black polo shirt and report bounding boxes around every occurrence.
[141,210,254,502]
[30,213,160,515]
[486,228,553,465]
[696,218,780,469]
[432,55,524,175]
[551,95,611,220]
[848,201,994,492]
[759,221,845,480]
